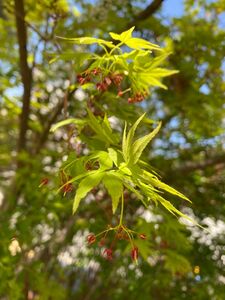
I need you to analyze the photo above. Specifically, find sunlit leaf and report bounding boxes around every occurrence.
[103,173,123,213]
[109,26,135,42]
[73,171,105,213]
[131,122,161,163]
[125,38,161,51]
[56,36,114,48]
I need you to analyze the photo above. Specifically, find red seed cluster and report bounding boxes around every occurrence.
[96,74,122,92]
[131,246,139,261]
[103,248,113,260]
[128,92,147,104]
[77,68,124,93]
[87,234,96,245]
[77,74,91,85]
[92,68,101,76]
[59,171,74,195]
[77,68,148,103]
[117,90,123,97]
[63,182,73,194]
[139,233,147,240]
[98,238,105,247]
[111,73,123,86]
[40,178,49,186]
[87,225,147,262]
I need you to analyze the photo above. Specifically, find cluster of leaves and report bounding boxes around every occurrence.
[48,27,199,263]
[53,109,191,219]
[53,26,178,102]
[50,113,197,266]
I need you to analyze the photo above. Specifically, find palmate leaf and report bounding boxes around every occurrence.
[107,148,124,167]
[145,68,179,77]
[142,170,191,202]
[107,148,118,166]
[122,122,128,160]
[123,181,143,201]
[135,181,196,225]
[131,121,161,164]
[122,114,161,164]
[109,27,161,50]
[87,151,113,171]
[103,173,123,213]
[137,73,168,90]
[58,151,112,194]
[147,52,171,69]
[156,195,199,225]
[122,113,146,162]
[56,36,114,48]
[125,38,161,51]
[87,108,117,145]
[119,49,139,60]
[109,26,135,42]
[73,171,105,214]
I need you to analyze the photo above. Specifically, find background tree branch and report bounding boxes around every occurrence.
[175,153,225,174]
[128,0,164,27]
[14,0,32,152]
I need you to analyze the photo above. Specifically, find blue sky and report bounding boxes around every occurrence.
[162,0,184,17]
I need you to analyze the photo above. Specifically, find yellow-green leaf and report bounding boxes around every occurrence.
[109,26,135,43]
[131,122,161,163]
[73,171,104,214]
[103,173,123,213]
[125,38,161,51]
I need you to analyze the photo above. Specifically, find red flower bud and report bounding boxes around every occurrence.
[78,77,86,85]
[117,90,123,97]
[92,68,100,75]
[96,82,108,92]
[139,233,147,240]
[111,74,123,86]
[39,178,49,187]
[104,76,112,86]
[131,246,138,262]
[103,248,113,260]
[87,234,96,245]
[63,183,73,194]
[98,238,105,247]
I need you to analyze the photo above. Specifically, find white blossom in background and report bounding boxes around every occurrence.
[33,68,45,80]
[74,88,86,101]
[180,208,225,246]
[33,223,54,243]
[0,108,8,116]
[46,82,54,93]
[117,266,127,278]
[9,238,21,256]
[9,211,21,229]
[108,116,121,130]
[137,207,163,223]
[57,230,100,274]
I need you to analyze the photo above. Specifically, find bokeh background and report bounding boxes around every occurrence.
[0,0,225,299]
